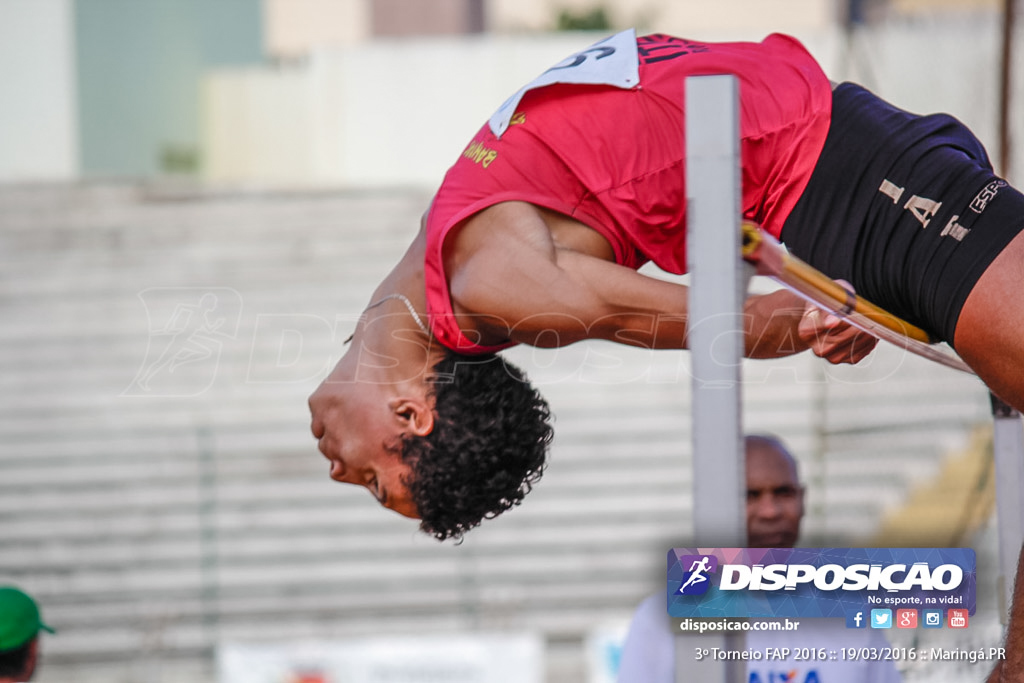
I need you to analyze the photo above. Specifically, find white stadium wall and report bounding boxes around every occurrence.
[0,0,78,183]
[200,15,1023,189]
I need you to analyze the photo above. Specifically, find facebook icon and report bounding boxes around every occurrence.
[846,611,867,629]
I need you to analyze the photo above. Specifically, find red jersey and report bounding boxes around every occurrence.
[425,32,832,354]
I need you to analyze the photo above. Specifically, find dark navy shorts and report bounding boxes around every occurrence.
[781,82,1024,343]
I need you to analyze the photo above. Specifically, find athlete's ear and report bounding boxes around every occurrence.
[389,397,434,436]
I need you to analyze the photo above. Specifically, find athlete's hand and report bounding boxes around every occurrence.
[797,282,877,364]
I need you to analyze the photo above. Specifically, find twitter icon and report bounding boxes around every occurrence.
[871,609,893,629]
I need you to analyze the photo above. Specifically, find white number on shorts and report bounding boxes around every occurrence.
[879,178,943,229]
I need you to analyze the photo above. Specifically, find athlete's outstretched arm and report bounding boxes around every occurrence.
[446,203,875,363]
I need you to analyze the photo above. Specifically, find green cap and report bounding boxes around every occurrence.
[0,587,55,651]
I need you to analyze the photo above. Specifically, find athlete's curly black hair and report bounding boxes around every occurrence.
[399,350,554,542]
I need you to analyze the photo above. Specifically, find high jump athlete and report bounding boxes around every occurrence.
[309,31,1023,541]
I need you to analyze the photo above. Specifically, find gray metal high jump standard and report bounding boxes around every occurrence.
[680,73,1024,683]
[678,74,748,683]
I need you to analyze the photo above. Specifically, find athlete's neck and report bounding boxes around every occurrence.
[342,235,444,386]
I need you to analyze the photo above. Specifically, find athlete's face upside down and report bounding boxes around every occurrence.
[308,370,421,520]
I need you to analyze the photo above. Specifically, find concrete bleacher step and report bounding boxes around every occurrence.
[871,428,996,546]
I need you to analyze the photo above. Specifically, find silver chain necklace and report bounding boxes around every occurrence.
[361,293,430,336]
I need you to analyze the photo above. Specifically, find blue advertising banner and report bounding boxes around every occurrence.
[667,548,976,619]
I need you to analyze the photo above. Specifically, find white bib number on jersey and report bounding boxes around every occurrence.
[488,28,640,138]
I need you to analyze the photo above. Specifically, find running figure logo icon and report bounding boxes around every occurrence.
[125,287,243,397]
[677,555,718,595]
